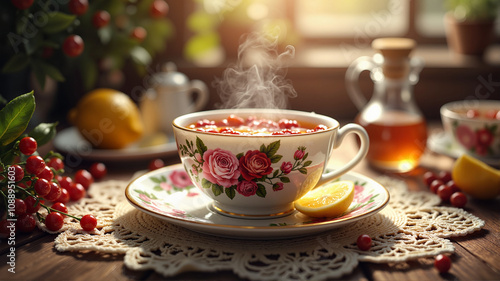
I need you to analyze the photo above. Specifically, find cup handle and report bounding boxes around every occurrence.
[190,80,209,111]
[316,123,369,187]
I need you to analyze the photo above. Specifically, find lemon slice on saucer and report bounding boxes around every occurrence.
[295,181,355,218]
[452,154,500,199]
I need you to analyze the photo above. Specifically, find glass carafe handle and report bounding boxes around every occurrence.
[345,56,377,110]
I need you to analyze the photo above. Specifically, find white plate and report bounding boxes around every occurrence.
[427,131,500,167]
[125,164,390,239]
[53,127,178,161]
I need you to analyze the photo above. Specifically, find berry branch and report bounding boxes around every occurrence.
[0,92,99,237]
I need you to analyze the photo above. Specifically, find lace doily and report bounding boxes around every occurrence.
[51,176,484,281]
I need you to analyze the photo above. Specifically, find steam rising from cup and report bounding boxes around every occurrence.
[214,33,297,109]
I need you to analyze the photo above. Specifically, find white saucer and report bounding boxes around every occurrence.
[427,131,500,167]
[53,127,178,161]
[125,164,390,239]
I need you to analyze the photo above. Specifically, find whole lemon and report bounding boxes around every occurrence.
[68,88,144,149]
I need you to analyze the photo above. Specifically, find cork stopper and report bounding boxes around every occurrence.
[371,38,416,79]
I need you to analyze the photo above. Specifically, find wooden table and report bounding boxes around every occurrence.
[1,128,499,281]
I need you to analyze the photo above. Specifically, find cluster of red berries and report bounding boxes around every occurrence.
[10,0,169,58]
[423,170,467,208]
[0,137,107,238]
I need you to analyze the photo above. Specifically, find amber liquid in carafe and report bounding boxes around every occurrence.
[356,111,427,173]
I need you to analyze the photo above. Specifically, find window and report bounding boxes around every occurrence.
[295,0,408,38]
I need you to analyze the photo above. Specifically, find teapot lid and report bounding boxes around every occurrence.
[150,62,190,89]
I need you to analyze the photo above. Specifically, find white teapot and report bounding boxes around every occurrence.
[141,62,209,136]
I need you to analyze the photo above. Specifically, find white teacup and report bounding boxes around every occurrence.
[173,109,369,218]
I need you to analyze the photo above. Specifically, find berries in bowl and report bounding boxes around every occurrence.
[440,100,500,160]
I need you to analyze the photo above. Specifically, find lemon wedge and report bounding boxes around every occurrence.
[452,154,500,199]
[295,181,355,218]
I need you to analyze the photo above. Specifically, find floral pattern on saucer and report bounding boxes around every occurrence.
[126,164,390,239]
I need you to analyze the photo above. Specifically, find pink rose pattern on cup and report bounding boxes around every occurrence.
[178,137,311,199]
[453,120,497,157]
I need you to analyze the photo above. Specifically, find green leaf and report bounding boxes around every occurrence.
[0,92,35,146]
[266,140,280,157]
[225,186,236,199]
[196,136,207,155]
[153,186,163,191]
[273,169,280,177]
[256,184,267,198]
[260,144,266,153]
[269,154,282,163]
[1,53,30,73]
[28,122,57,146]
[212,184,223,196]
[201,178,212,189]
[298,168,308,174]
[150,177,163,184]
[40,12,76,34]
[280,177,290,183]
[36,60,65,82]
[302,160,312,168]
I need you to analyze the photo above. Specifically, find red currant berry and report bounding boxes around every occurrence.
[438,171,452,183]
[89,162,107,180]
[36,166,54,181]
[150,0,169,18]
[357,234,372,251]
[17,213,36,233]
[47,157,64,171]
[131,26,147,42]
[11,0,34,10]
[423,171,437,186]
[450,192,467,208]
[67,182,86,201]
[19,136,37,155]
[63,35,84,57]
[58,176,73,190]
[51,202,68,216]
[446,181,461,194]
[429,179,443,194]
[68,0,88,15]
[14,199,27,215]
[80,214,97,231]
[148,159,164,171]
[44,182,62,201]
[434,254,451,273]
[92,10,110,28]
[26,155,46,175]
[11,164,24,182]
[437,184,453,202]
[34,178,51,197]
[55,187,70,204]
[75,169,94,189]
[45,212,64,231]
[24,196,41,213]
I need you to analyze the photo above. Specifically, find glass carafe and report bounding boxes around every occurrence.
[346,38,427,173]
